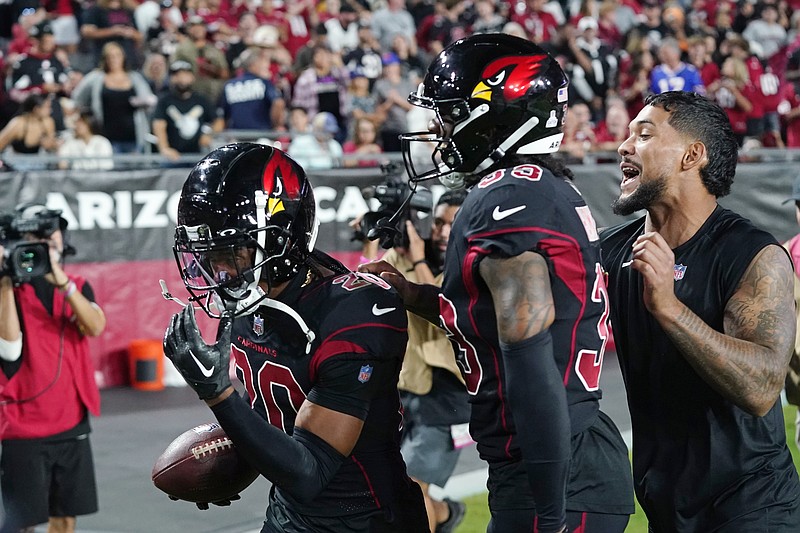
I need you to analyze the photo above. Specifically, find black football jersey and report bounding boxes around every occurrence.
[440,164,610,465]
[229,267,414,519]
[9,54,69,100]
[601,206,800,531]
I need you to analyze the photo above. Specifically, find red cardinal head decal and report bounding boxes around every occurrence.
[471,54,548,102]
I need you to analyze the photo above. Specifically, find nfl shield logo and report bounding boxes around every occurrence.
[358,365,373,384]
[253,315,264,336]
[673,264,687,281]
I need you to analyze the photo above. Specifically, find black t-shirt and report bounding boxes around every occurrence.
[152,91,215,153]
[600,206,800,531]
[440,163,608,465]
[228,266,417,518]
[101,86,136,142]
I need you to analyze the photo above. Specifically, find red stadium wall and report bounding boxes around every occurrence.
[78,252,364,388]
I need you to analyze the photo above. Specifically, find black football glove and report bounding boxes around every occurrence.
[163,304,233,401]
[167,494,241,510]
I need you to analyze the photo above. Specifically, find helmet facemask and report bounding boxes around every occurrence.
[174,190,314,319]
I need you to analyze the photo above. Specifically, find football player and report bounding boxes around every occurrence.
[361,34,634,533]
[162,143,429,532]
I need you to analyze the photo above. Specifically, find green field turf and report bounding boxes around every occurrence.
[453,405,800,532]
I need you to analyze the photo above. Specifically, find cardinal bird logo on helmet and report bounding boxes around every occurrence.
[471,55,548,102]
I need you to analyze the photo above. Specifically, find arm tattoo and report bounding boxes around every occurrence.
[664,245,795,416]
[480,252,555,343]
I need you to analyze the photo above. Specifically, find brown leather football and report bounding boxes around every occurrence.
[152,422,258,503]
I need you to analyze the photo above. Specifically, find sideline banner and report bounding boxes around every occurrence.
[1,163,798,387]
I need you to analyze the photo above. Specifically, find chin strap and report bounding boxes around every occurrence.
[259,297,316,354]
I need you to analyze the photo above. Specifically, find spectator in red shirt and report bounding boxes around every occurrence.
[706,56,757,146]
[778,80,800,147]
[254,0,289,43]
[618,45,655,119]
[510,0,559,44]
[687,35,720,87]
[343,116,382,167]
[593,99,630,152]
[283,0,319,61]
[416,0,456,56]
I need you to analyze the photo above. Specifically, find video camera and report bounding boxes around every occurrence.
[0,209,60,283]
[354,162,433,250]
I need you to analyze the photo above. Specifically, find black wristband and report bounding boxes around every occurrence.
[407,259,428,272]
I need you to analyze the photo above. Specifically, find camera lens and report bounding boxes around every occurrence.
[17,250,38,273]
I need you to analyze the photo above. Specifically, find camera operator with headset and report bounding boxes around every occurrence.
[0,204,106,533]
[352,181,470,533]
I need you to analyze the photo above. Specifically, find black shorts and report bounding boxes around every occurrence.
[487,410,634,515]
[1,435,98,529]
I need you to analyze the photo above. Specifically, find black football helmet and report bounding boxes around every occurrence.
[401,33,569,189]
[173,143,318,318]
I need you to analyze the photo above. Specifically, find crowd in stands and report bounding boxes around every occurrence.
[3,0,800,170]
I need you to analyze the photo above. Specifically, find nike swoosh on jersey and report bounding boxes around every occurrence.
[372,304,396,316]
[189,349,214,377]
[492,205,527,220]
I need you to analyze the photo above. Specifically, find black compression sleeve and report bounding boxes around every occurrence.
[210,393,345,504]
[500,330,570,533]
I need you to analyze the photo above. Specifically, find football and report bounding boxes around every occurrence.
[152,422,259,503]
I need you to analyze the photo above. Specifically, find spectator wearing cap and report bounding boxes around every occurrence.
[346,67,381,129]
[145,0,184,57]
[371,0,417,52]
[323,0,359,53]
[291,43,351,143]
[8,21,70,108]
[343,21,383,90]
[287,110,343,169]
[250,24,293,97]
[80,0,143,70]
[151,60,215,164]
[214,47,286,133]
[71,41,156,154]
[171,15,230,105]
[624,0,670,50]
[565,16,618,119]
[372,52,416,153]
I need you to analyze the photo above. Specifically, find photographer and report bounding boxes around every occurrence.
[354,188,470,533]
[0,204,106,533]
